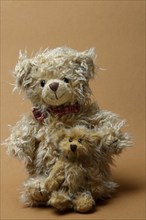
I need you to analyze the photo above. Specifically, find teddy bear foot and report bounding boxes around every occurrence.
[48,190,72,211]
[21,177,49,207]
[73,191,95,213]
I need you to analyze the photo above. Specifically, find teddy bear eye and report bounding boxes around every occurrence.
[40,80,46,87]
[69,138,73,142]
[78,139,82,143]
[63,77,69,83]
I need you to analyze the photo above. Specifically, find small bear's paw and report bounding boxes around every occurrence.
[73,192,95,213]
[48,191,72,211]
[45,179,60,193]
[106,134,118,145]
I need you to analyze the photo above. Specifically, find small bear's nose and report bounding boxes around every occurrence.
[70,144,77,152]
[49,82,59,92]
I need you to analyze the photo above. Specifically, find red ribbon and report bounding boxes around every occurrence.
[32,104,80,122]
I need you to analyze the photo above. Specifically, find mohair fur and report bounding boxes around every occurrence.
[45,125,117,212]
[5,47,132,212]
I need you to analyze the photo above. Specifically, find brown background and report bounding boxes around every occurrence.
[1,1,145,219]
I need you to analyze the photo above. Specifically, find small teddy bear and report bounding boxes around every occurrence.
[5,47,131,209]
[44,125,130,213]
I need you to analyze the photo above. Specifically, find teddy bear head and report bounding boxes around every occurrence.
[59,126,100,161]
[13,47,97,108]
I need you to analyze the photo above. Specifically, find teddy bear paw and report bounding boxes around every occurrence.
[21,178,49,206]
[45,179,60,193]
[48,191,72,211]
[73,192,95,213]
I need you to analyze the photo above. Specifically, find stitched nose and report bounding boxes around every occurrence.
[49,82,59,92]
[70,144,77,152]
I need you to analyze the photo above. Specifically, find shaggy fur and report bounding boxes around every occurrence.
[45,126,114,212]
[5,47,132,212]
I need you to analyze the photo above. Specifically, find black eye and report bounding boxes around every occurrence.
[69,138,73,142]
[78,139,82,143]
[40,80,46,87]
[63,77,69,83]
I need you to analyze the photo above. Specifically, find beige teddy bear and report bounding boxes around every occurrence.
[45,126,109,212]
[5,47,132,209]
[44,125,131,212]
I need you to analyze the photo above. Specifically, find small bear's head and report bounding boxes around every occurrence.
[59,126,100,161]
[13,47,97,108]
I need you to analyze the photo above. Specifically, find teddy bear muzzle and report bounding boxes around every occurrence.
[70,144,77,152]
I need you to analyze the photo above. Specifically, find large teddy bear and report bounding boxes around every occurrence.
[6,47,131,212]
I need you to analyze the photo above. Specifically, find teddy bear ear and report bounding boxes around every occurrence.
[13,50,33,90]
[18,50,28,61]
[74,48,97,80]
[84,48,97,61]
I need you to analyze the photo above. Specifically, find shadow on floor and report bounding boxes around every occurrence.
[115,176,144,196]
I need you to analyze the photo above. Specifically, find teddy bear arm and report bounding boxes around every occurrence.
[93,110,132,155]
[5,115,38,163]
[101,131,132,155]
[45,160,65,193]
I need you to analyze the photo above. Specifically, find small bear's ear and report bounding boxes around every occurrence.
[13,50,33,89]
[74,48,97,80]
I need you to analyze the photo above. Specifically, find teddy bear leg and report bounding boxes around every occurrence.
[20,177,49,207]
[73,191,95,213]
[49,189,72,211]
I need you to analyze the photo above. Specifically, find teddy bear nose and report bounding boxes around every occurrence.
[70,144,77,152]
[49,82,59,92]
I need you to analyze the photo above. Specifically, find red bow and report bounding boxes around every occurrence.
[32,104,80,122]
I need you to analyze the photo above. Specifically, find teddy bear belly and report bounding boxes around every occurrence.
[62,163,88,194]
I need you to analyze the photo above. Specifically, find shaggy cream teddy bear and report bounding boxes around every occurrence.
[5,47,131,210]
